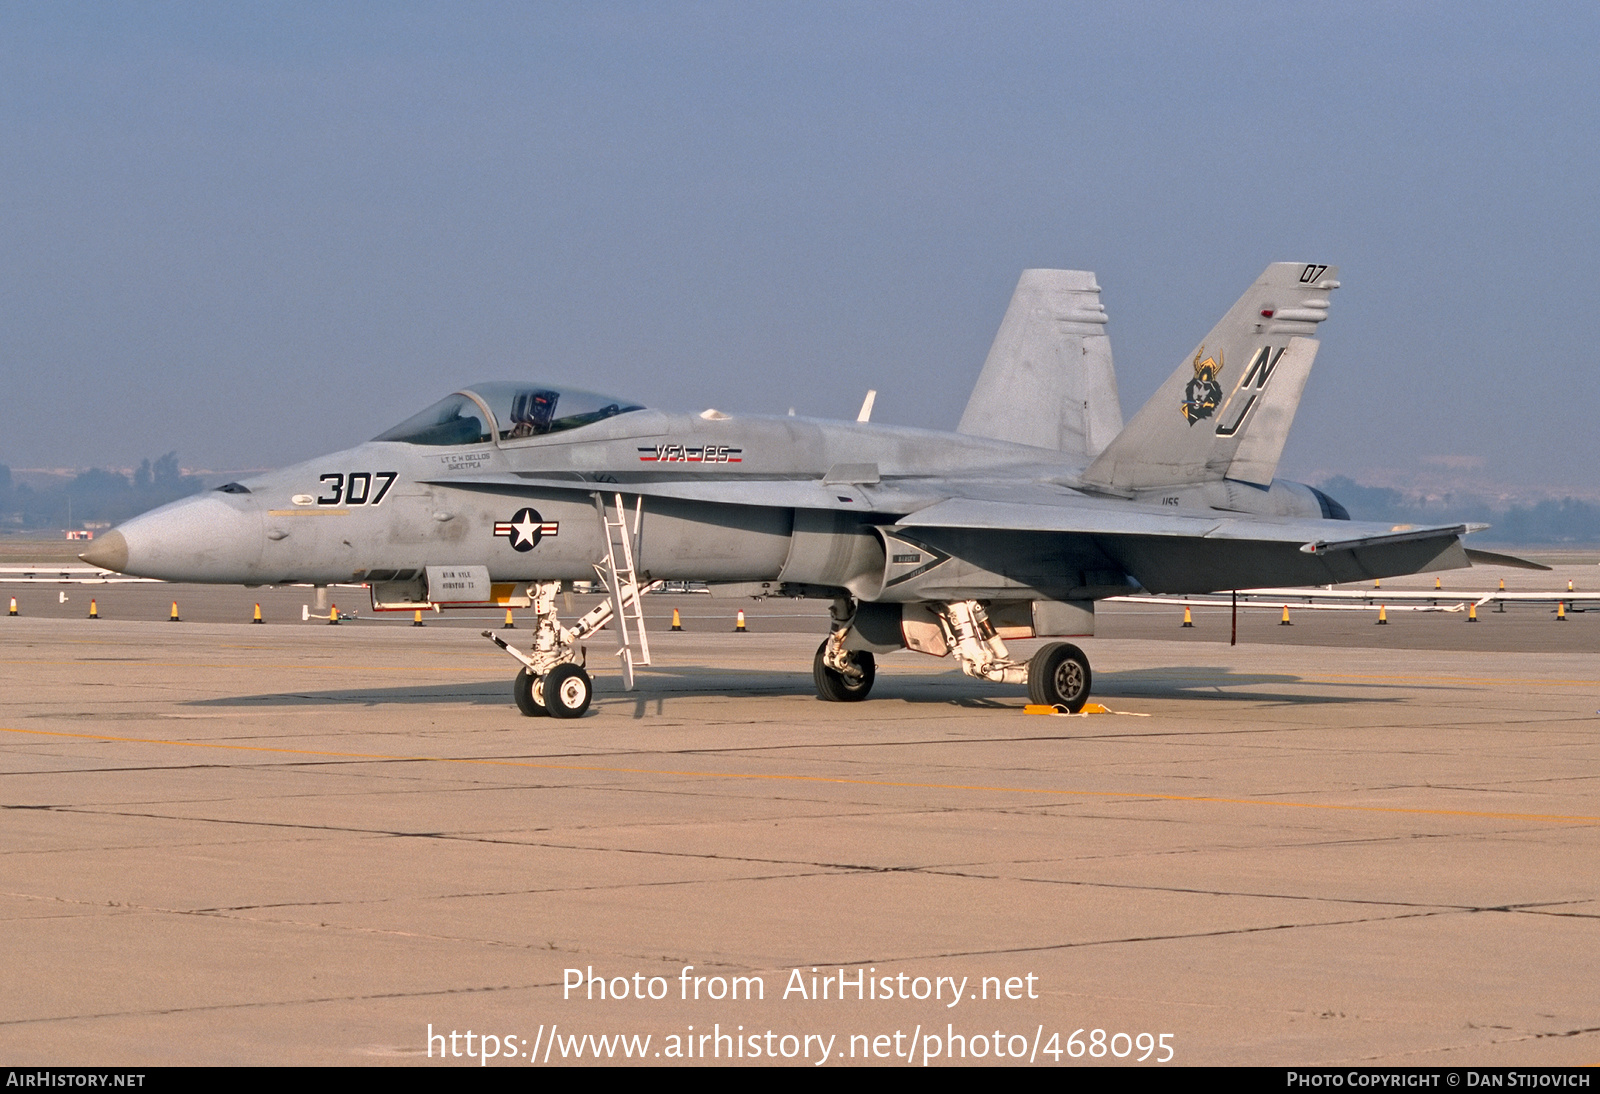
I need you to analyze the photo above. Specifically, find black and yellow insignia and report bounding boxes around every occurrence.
[1181,347,1223,426]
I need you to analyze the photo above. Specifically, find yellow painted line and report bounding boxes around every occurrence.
[1309,672,1600,687]
[0,661,498,672]
[3,726,1596,826]
[1096,669,1598,688]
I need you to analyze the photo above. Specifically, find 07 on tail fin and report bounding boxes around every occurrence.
[957,269,1124,458]
[1081,262,1340,492]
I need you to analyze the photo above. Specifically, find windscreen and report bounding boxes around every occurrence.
[372,393,493,446]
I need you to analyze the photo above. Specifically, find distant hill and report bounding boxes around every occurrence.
[1317,476,1600,546]
[0,454,203,531]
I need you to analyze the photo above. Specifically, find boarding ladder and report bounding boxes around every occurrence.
[592,492,653,690]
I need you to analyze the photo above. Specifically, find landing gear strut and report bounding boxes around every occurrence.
[806,596,1095,712]
[933,601,1093,712]
[814,598,877,702]
[485,576,658,719]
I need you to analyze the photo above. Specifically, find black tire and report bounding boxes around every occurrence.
[544,663,593,719]
[813,640,876,702]
[1027,642,1092,712]
[514,668,548,717]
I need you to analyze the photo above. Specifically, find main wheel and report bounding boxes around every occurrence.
[813,640,876,702]
[514,668,548,717]
[1027,642,1092,712]
[544,662,593,719]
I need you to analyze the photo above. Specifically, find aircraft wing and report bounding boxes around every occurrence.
[893,494,1499,591]
[428,469,1474,551]
[428,471,1504,592]
[895,495,1470,549]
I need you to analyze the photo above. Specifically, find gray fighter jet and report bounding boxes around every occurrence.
[82,262,1525,718]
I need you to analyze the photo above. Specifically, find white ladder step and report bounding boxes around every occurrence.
[592,492,653,690]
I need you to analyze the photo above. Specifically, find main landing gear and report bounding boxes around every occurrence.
[1026,641,1092,711]
[813,597,1093,712]
[813,639,875,702]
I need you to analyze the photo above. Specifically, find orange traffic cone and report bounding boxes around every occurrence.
[89,599,99,619]
[1279,606,1292,626]
[671,608,683,631]
[1467,603,1478,623]
[734,609,747,633]
[412,609,425,627]
[504,609,516,629]
[328,604,340,625]
[252,602,263,624]
[1376,605,1388,625]
[169,601,180,622]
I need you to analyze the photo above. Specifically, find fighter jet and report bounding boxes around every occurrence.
[82,262,1526,718]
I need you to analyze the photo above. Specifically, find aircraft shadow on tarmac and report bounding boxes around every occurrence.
[186,664,1402,711]
[1094,667,1409,705]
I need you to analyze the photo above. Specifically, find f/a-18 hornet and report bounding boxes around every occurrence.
[84,263,1528,718]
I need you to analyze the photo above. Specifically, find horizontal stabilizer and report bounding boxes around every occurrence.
[1464,548,1552,571]
[1298,524,1481,554]
[1083,262,1340,491]
[958,270,1123,457]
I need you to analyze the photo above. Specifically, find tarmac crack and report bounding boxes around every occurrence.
[920,868,1598,920]
[796,908,1456,967]
[0,981,557,1029]
[7,804,938,873]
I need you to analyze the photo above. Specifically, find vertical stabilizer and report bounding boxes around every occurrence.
[957,269,1124,458]
[1081,262,1339,491]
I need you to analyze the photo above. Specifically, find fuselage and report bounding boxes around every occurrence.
[90,409,1091,585]
[84,385,1359,600]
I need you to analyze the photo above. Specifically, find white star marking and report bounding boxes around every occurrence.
[511,512,539,548]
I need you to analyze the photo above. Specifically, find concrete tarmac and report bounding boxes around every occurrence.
[2,598,1598,1067]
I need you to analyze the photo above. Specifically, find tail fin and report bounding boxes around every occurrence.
[1081,262,1339,491]
[957,269,1124,458]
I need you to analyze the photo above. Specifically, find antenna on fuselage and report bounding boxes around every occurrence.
[856,389,877,423]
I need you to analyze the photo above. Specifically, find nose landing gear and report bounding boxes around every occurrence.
[504,649,594,719]
[487,578,656,719]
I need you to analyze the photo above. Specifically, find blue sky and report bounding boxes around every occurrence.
[2,2,1596,492]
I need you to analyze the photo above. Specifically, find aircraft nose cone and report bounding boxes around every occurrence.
[79,531,129,573]
[92,495,265,582]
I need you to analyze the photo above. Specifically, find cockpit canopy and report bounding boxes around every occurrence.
[373,382,646,446]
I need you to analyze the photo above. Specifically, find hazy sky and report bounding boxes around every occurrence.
[2,2,1596,493]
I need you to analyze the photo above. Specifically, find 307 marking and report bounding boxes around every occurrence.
[315,472,397,506]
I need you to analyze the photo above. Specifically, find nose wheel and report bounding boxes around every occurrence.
[514,668,548,717]
[511,663,592,719]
